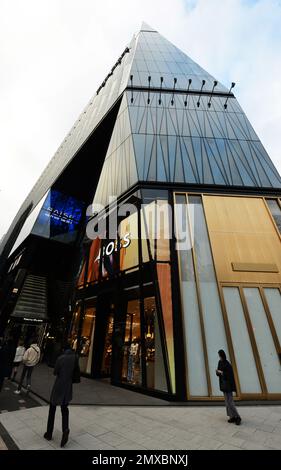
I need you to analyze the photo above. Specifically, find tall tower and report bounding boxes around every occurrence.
[1,23,281,401]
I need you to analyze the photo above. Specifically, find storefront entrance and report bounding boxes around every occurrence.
[70,281,169,396]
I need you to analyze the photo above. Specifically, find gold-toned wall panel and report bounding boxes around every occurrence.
[203,196,281,283]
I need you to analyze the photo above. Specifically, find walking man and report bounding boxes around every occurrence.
[216,349,241,425]
[44,342,80,448]
[15,338,40,394]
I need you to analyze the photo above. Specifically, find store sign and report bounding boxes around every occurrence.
[23,317,44,323]
[94,232,131,263]
[45,207,75,224]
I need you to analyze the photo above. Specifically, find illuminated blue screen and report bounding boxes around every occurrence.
[32,189,85,243]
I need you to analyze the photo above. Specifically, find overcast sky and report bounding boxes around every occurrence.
[1,0,281,238]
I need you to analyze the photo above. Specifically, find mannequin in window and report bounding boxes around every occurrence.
[127,337,140,383]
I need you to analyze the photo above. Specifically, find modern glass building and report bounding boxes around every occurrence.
[1,23,281,401]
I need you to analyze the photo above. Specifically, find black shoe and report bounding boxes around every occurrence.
[228,417,236,423]
[235,417,241,425]
[44,432,52,441]
[61,430,70,448]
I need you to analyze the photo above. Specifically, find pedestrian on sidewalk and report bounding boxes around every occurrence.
[44,342,80,448]
[11,339,26,382]
[216,349,241,425]
[0,334,17,392]
[15,338,40,395]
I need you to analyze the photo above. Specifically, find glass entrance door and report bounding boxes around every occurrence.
[223,285,281,398]
[100,311,114,377]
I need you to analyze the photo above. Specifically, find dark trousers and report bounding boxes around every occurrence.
[47,404,69,435]
[18,365,33,391]
[224,392,240,418]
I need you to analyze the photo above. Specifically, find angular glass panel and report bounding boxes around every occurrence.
[132,134,145,180]
[204,139,226,185]
[266,199,281,233]
[175,194,208,396]
[191,137,203,181]
[159,135,170,181]
[156,136,168,181]
[147,136,157,181]
[244,287,281,393]
[223,287,261,394]
[174,139,185,183]
[201,140,214,184]
[168,135,177,181]
[264,288,281,347]
[188,195,229,396]
[228,141,255,186]
[225,141,243,186]
[252,141,281,188]
[180,138,196,184]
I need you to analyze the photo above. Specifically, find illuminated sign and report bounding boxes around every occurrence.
[45,207,76,224]
[94,232,131,262]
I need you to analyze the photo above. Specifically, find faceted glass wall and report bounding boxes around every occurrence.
[175,193,229,397]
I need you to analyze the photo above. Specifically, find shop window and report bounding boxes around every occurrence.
[144,297,168,392]
[79,305,96,374]
[156,264,175,393]
[101,313,114,376]
[69,302,81,349]
[69,301,96,374]
[121,300,142,385]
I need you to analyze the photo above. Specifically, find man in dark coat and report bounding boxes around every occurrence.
[0,335,16,392]
[44,343,80,447]
[216,349,241,425]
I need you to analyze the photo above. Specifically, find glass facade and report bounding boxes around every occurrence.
[70,192,281,400]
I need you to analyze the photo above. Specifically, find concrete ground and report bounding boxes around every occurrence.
[0,404,281,450]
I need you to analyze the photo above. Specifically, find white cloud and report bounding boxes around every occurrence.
[0,0,280,237]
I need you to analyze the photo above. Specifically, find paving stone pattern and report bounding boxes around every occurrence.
[0,405,281,450]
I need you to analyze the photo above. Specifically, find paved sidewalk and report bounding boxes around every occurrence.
[0,405,281,450]
[17,363,167,405]
[0,380,41,413]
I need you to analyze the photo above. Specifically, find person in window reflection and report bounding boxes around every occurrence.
[216,349,241,425]
[44,342,80,448]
